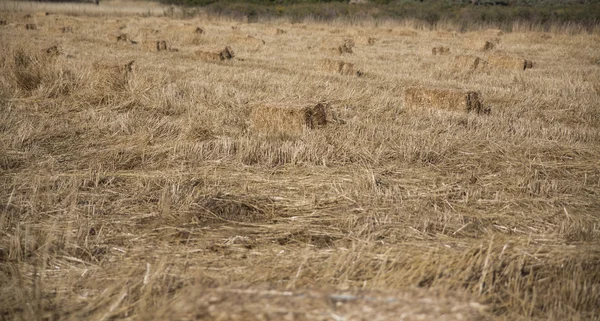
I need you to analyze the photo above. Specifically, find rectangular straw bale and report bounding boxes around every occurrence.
[321,59,355,76]
[454,55,487,70]
[403,87,485,113]
[195,46,235,61]
[487,54,533,70]
[321,38,355,55]
[432,46,450,55]
[251,103,327,137]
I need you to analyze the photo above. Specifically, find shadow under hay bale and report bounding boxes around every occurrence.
[321,58,360,76]
[251,102,328,138]
[25,24,37,30]
[404,87,487,114]
[487,54,533,71]
[454,55,487,71]
[432,46,450,55]
[195,46,235,62]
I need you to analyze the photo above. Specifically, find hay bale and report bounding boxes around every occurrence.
[195,46,235,62]
[487,54,533,71]
[61,26,72,33]
[432,46,450,55]
[156,40,168,51]
[357,36,376,46]
[44,46,59,57]
[93,60,135,91]
[322,38,355,55]
[454,55,487,70]
[482,41,495,51]
[321,59,358,76]
[25,24,37,30]
[251,103,328,137]
[403,87,486,113]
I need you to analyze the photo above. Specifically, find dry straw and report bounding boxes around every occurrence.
[273,28,286,35]
[357,36,376,46]
[487,54,533,70]
[195,27,204,34]
[25,23,37,30]
[321,59,357,76]
[0,20,7,26]
[61,26,72,33]
[432,46,450,55]
[482,41,495,51]
[195,46,235,61]
[251,102,328,137]
[404,87,486,113]
[454,54,487,71]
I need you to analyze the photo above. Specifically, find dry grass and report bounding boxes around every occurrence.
[1,2,600,321]
[321,58,358,76]
[195,46,235,61]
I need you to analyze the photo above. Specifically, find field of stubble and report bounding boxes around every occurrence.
[1,2,600,320]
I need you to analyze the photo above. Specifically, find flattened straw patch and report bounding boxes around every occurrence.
[487,54,533,70]
[403,87,486,114]
[251,103,328,138]
[432,46,450,55]
[454,55,487,70]
[195,46,235,62]
[321,59,357,76]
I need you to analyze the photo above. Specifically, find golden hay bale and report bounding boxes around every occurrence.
[61,26,72,33]
[251,103,328,137]
[321,59,357,76]
[92,60,135,91]
[432,46,450,55]
[273,28,286,35]
[403,87,486,113]
[487,54,533,71]
[25,24,37,30]
[357,36,376,46]
[195,46,235,62]
[453,55,487,70]
[482,41,495,51]
[321,38,355,55]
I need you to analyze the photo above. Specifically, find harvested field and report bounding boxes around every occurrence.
[321,38,355,55]
[1,2,600,321]
[403,87,486,113]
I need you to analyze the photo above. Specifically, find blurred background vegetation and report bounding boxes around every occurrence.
[29,0,600,30]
